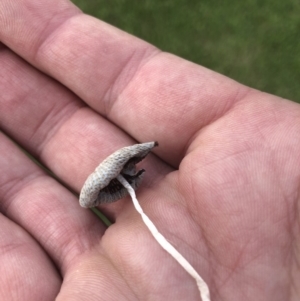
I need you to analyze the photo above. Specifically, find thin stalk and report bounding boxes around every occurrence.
[117,174,210,301]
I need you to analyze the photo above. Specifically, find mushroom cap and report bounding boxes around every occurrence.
[79,141,158,207]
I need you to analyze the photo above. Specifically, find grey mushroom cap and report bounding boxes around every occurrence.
[79,141,158,208]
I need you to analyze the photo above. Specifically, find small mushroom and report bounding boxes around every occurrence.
[79,141,158,208]
[78,140,210,300]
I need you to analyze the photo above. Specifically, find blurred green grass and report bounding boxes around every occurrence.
[71,0,300,103]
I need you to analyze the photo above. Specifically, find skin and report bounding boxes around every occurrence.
[0,0,299,300]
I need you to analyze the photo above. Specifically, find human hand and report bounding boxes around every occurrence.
[0,1,299,300]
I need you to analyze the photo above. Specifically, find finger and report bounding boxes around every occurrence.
[0,0,251,166]
[0,44,171,220]
[0,132,107,274]
[0,214,61,300]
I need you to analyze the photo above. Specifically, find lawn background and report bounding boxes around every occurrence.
[71,0,300,103]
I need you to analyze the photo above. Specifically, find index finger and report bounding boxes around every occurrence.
[0,0,250,166]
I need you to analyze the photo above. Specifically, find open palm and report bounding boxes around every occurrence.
[0,1,299,300]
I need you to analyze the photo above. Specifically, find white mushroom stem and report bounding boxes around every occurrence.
[116,174,210,301]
